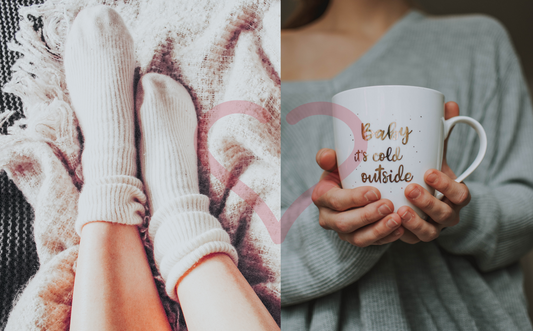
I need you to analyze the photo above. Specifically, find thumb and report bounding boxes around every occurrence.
[316,148,338,172]
[313,148,342,205]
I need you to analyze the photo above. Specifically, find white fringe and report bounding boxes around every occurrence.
[0,110,16,127]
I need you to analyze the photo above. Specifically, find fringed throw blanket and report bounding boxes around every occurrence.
[0,0,280,329]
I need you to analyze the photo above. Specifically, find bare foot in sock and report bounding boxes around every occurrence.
[64,5,146,234]
[136,73,238,301]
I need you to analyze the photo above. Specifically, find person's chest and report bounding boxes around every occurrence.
[281,31,376,82]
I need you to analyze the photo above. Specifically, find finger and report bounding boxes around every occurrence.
[425,170,471,206]
[444,101,460,120]
[374,226,405,245]
[319,200,394,233]
[316,148,337,172]
[313,184,381,211]
[399,229,421,244]
[312,171,342,204]
[398,206,442,242]
[425,169,469,203]
[404,183,458,227]
[440,161,457,181]
[339,213,402,247]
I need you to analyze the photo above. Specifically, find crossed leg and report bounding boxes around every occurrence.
[65,6,171,331]
[136,73,279,330]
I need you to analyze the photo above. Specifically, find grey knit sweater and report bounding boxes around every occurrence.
[281,10,533,331]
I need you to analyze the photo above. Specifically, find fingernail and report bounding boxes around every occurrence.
[394,229,402,236]
[365,190,379,202]
[378,204,392,216]
[408,188,421,199]
[427,173,438,184]
[386,218,398,229]
[401,211,412,223]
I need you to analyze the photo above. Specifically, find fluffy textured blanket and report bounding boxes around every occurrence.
[0,0,280,329]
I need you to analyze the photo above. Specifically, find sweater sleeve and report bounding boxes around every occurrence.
[437,22,533,271]
[281,203,390,306]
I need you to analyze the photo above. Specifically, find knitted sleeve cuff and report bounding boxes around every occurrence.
[150,194,238,301]
[76,175,147,235]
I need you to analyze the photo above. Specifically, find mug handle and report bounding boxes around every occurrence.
[435,116,487,200]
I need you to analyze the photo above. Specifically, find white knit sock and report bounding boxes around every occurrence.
[136,73,238,301]
[64,6,146,235]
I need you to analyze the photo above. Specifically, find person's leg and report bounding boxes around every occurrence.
[136,73,279,330]
[65,6,171,330]
[177,253,279,330]
[72,223,171,331]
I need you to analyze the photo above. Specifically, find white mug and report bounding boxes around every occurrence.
[332,85,487,218]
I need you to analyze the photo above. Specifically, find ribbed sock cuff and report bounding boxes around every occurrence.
[150,194,238,301]
[76,175,146,235]
[148,194,210,241]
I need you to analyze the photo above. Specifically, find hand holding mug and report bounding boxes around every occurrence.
[321,85,487,247]
[312,149,405,247]
[313,102,472,245]
[398,102,471,243]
